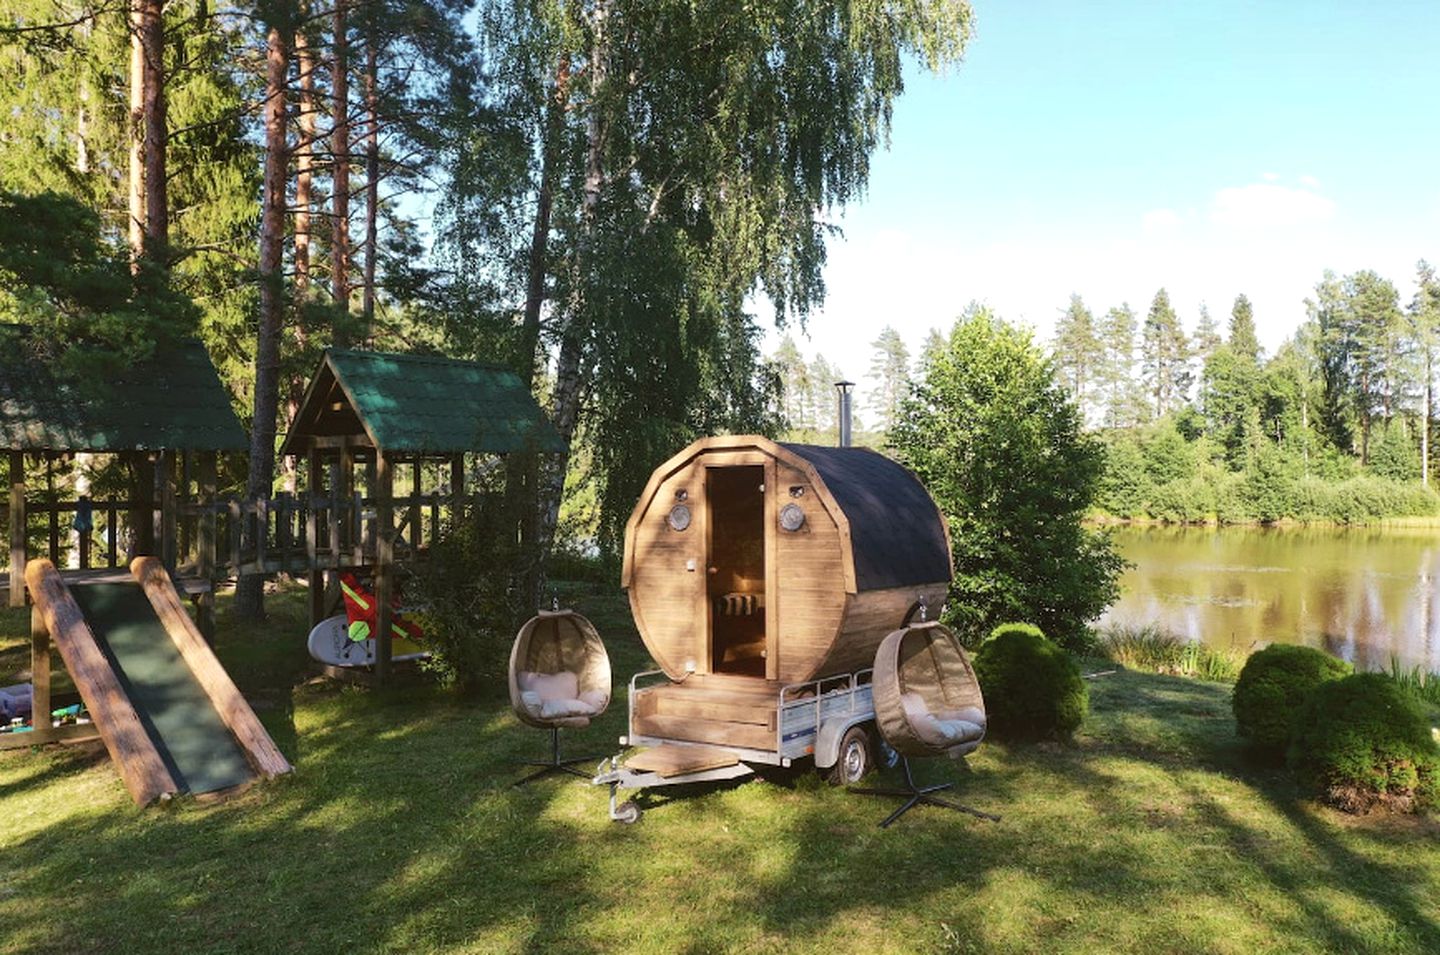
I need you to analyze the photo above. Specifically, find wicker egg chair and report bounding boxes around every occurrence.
[508,609,612,785]
[852,621,999,827]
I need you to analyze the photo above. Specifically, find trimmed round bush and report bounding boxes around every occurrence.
[1232,644,1351,756]
[973,626,1087,740]
[1287,673,1440,814]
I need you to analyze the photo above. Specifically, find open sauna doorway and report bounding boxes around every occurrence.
[706,465,767,676]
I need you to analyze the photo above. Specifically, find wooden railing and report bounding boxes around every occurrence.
[3,488,473,580]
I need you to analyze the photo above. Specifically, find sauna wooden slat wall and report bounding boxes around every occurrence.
[773,461,847,683]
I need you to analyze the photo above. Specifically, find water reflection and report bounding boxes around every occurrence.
[1098,525,1440,672]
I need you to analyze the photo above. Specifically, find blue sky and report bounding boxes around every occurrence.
[779,0,1440,404]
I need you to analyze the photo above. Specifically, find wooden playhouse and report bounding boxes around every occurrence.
[619,435,953,759]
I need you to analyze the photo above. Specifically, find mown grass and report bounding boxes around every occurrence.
[2,587,1439,954]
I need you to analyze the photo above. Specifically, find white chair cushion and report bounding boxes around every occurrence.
[517,670,579,702]
[538,697,602,720]
[579,689,607,710]
[902,692,985,747]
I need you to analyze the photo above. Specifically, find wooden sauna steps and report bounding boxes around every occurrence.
[632,674,782,752]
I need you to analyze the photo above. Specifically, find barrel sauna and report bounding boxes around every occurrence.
[622,435,953,688]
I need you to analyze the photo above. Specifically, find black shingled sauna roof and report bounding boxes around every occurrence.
[780,443,952,592]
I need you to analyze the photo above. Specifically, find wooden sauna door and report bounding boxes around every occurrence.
[705,464,769,676]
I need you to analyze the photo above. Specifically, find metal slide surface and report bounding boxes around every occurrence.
[70,582,254,794]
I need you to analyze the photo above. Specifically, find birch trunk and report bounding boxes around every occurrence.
[535,2,610,571]
[237,18,292,620]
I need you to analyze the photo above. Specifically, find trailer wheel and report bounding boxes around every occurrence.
[826,725,875,786]
[613,800,643,825]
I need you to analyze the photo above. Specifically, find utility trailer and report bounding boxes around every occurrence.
[594,667,893,823]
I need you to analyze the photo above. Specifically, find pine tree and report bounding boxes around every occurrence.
[1230,293,1261,364]
[1051,293,1102,421]
[1194,301,1221,360]
[1141,288,1192,417]
[1098,303,1145,429]
[866,325,910,435]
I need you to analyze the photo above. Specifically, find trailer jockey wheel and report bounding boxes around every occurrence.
[827,725,875,786]
[613,799,643,825]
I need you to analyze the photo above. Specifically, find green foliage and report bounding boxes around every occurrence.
[1368,419,1421,482]
[1095,625,1244,682]
[1232,644,1352,756]
[892,307,1123,649]
[973,626,1088,739]
[0,191,195,380]
[1386,658,1440,707]
[990,621,1046,641]
[408,498,533,693]
[1229,293,1261,364]
[1097,438,1153,517]
[1287,673,1440,813]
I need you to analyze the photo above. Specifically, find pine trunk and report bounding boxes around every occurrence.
[286,21,317,496]
[139,0,166,259]
[331,3,351,343]
[362,27,378,345]
[126,0,144,263]
[236,18,292,620]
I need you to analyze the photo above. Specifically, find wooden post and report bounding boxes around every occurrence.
[306,445,323,625]
[10,451,25,608]
[107,501,118,568]
[329,447,342,568]
[160,449,177,572]
[450,453,464,522]
[178,452,192,564]
[409,459,421,552]
[45,456,59,565]
[364,453,377,556]
[374,450,394,683]
[30,604,50,740]
[133,452,156,556]
[197,452,217,644]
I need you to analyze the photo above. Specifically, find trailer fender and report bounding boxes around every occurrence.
[814,715,875,769]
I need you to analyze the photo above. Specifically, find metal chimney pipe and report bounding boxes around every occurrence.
[834,380,855,447]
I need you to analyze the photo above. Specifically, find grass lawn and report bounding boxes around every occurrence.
[2,583,1438,954]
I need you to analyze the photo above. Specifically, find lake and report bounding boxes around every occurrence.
[1098,524,1440,672]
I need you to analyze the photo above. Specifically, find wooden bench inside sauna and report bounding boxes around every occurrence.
[617,435,954,773]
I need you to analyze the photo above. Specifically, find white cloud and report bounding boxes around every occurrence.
[1262,171,1280,182]
[1209,182,1336,229]
[1299,174,1321,189]
[1142,208,1183,234]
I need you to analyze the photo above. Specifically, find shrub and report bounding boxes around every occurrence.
[973,626,1088,740]
[1232,644,1351,755]
[1287,673,1440,814]
[408,498,533,694]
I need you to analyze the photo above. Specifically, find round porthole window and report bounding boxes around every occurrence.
[667,504,692,531]
[779,502,806,532]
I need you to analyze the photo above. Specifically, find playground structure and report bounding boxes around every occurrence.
[26,557,291,804]
[1,333,562,804]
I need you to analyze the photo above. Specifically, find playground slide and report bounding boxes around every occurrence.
[25,558,291,805]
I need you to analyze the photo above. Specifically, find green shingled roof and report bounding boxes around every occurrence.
[282,349,563,455]
[0,325,247,452]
